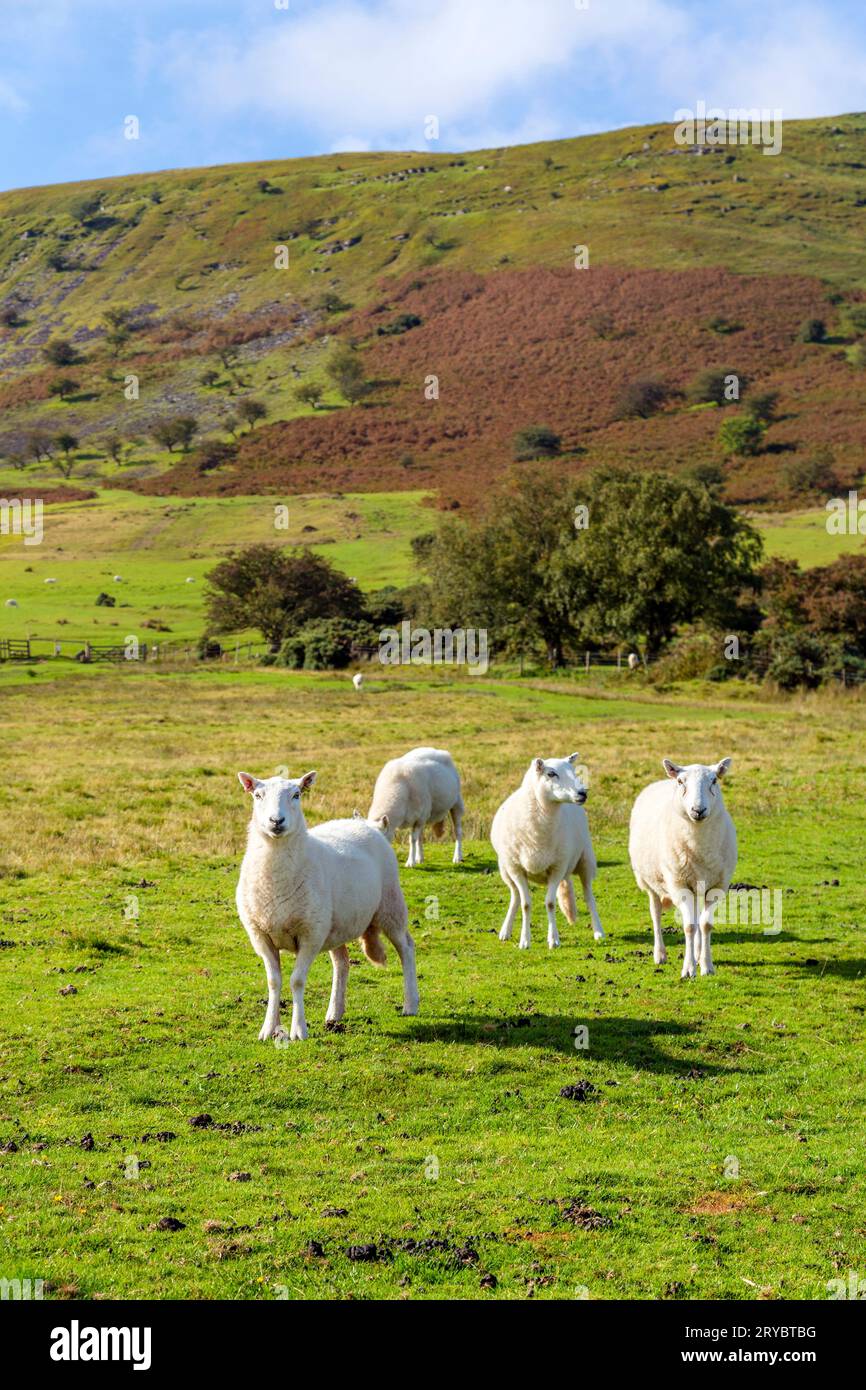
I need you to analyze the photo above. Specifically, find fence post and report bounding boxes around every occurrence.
[585,650,590,674]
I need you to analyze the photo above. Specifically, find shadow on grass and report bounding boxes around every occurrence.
[402,1013,732,1074]
[724,955,866,979]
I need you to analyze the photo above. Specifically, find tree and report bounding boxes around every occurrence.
[200,368,220,389]
[744,390,779,424]
[422,465,762,666]
[103,434,128,463]
[54,433,79,476]
[69,193,103,224]
[717,414,766,458]
[614,378,668,419]
[48,378,80,401]
[512,425,562,461]
[294,381,322,409]
[175,416,198,452]
[782,448,839,497]
[43,338,79,368]
[151,416,197,453]
[27,430,54,463]
[326,345,370,405]
[237,398,268,430]
[193,438,237,474]
[205,546,366,646]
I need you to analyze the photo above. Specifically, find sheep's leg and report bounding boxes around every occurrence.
[253,935,286,1042]
[288,941,319,1041]
[450,804,464,864]
[413,826,425,866]
[379,912,419,1015]
[513,869,533,950]
[405,828,420,868]
[326,945,350,1024]
[698,903,716,976]
[649,890,666,964]
[576,857,605,942]
[544,872,561,950]
[676,892,698,980]
[498,865,519,941]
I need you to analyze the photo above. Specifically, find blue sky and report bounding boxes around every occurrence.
[2,0,866,191]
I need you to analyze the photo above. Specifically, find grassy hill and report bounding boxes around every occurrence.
[1,116,865,509]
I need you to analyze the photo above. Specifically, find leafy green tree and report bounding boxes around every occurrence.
[48,378,79,401]
[237,398,268,430]
[717,414,766,457]
[54,432,79,476]
[294,381,322,409]
[687,367,746,406]
[326,345,370,405]
[205,546,366,646]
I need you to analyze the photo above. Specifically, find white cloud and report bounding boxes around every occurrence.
[0,77,27,115]
[158,0,684,145]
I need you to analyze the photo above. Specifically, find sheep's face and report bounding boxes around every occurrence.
[663,758,731,823]
[238,770,316,839]
[369,812,392,841]
[533,754,587,805]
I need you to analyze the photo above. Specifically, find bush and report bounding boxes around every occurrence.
[744,390,779,424]
[717,414,766,457]
[276,618,376,671]
[686,367,746,406]
[799,318,827,343]
[782,448,839,497]
[43,339,79,368]
[614,378,668,419]
[761,631,840,690]
[704,315,743,335]
[512,425,562,460]
[95,592,116,608]
[376,313,422,337]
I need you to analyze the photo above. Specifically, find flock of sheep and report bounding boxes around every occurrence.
[235,745,737,1042]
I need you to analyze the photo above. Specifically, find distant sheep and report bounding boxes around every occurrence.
[5,599,18,608]
[352,672,364,691]
[44,577,57,585]
[491,753,604,950]
[185,577,195,584]
[113,575,123,583]
[627,652,640,670]
[629,758,736,977]
[368,746,464,867]
[236,770,418,1041]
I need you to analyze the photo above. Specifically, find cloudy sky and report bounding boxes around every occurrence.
[2,0,865,191]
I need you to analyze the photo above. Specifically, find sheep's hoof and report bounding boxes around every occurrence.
[654,952,667,965]
[498,925,512,942]
[547,936,560,950]
[700,963,716,976]
[681,964,696,979]
[518,938,531,950]
[258,1022,282,1042]
[593,930,605,942]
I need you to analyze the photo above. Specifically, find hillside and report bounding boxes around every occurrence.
[1,115,866,508]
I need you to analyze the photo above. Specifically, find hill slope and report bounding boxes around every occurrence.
[1,115,865,507]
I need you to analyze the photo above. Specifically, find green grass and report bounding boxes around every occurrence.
[751,506,866,566]
[0,490,432,644]
[0,667,864,1299]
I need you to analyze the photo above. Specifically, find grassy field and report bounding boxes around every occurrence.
[0,490,431,645]
[0,665,864,1300]
[750,505,866,567]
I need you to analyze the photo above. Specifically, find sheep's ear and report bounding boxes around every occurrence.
[353,808,362,819]
[715,757,732,779]
[567,752,580,765]
[534,758,545,775]
[238,771,259,794]
[298,770,316,793]
[380,813,389,832]
[662,759,681,780]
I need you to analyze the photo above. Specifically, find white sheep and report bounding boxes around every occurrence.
[627,652,640,670]
[113,575,123,583]
[352,672,364,691]
[490,754,604,950]
[367,746,464,867]
[236,769,418,1041]
[5,599,18,608]
[629,758,736,978]
[44,577,57,585]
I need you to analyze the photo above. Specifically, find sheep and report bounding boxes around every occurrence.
[236,769,418,1041]
[113,575,123,583]
[44,577,57,585]
[629,758,736,978]
[627,652,640,670]
[367,746,464,867]
[5,599,18,608]
[352,672,364,691]
[490,753,604,950]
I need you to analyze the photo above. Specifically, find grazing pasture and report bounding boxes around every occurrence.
[0,667,864,1300]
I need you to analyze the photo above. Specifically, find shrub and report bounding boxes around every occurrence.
[717,415,766,457]
[48,378,79,401]
[614,378,668,419]
[95,592,116,608]
[781,448,839,497]
[376,313,422,337]
[704,315,743,335]
[43,339,79,368]
[316,292,352,315]
[237,398,267,429]
[686,367,746,406]
[799,317,827,343]
[512,425,562,460]
[294,382,322,409]
[277,618,377,671]
[325,345,370,405]
[744,390,779,424]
